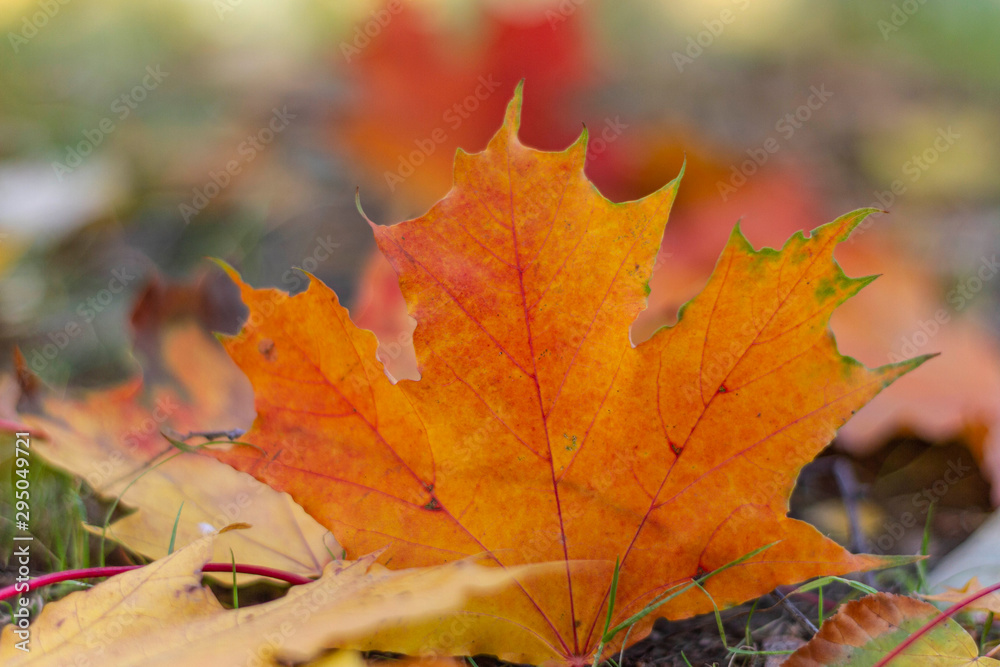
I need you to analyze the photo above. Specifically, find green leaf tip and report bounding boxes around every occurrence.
[504,79,525,135]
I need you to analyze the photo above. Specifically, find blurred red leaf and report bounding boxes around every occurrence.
[333,2,595,209]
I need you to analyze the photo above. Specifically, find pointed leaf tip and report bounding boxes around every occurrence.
[208,258,240,284]
[355,188,375,228]
[503,80,524,135]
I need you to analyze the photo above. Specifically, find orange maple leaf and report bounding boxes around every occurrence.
[208,85,923,665]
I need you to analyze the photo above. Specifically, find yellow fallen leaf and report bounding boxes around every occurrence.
[923,577,1000,615]
[301,651,464,667]
[0,531,548,667]
[301,650,367,667]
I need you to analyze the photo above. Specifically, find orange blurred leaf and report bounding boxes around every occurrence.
[17,287,337,580]
[831,239,1000,489]
[335,2,593,209]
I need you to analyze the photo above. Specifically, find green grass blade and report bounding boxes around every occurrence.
[167,502,185,555]
[99,435,263,566]
[818,583,824,626]
[616,621,638,667]
[687,582,798,659]
[745,597,761,646]
[98,451,181,566]
[793,575,878,597]
[163,434,265,456]
[604,557,621,638]
[917,500,936,593]
[982,611,995,655]
[591,557,622,667]
[603,541,779,641]
[230,548,239,610]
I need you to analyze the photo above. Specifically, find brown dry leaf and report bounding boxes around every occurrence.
[0,530,538,667]
[784,592,1000,666]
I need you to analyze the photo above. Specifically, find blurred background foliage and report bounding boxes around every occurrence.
[0,0,997,425]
